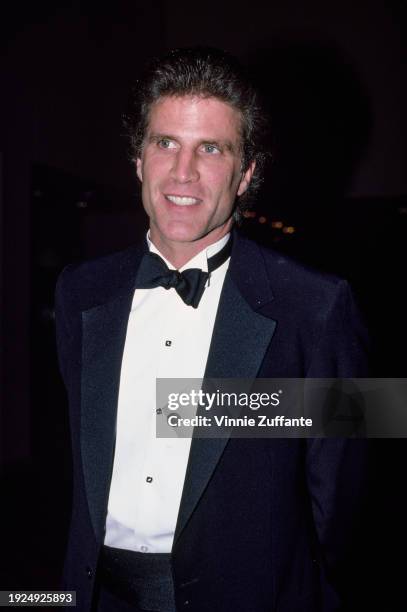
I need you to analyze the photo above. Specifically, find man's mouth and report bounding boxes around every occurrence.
[165,195,201,206]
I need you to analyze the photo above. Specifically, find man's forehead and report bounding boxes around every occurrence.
[145,94,244,140]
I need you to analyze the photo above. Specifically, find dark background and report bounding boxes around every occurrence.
[0,1,406,610]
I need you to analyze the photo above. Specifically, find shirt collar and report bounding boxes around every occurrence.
[146,231,231,273]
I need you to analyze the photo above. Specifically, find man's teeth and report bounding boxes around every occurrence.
[166,195,199,206]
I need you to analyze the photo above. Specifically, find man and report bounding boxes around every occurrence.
[56,48,368,612]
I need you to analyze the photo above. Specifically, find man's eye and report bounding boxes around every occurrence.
[158,138,176,149]
[202,143,220,154]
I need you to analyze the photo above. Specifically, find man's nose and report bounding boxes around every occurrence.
[170,149,200,183]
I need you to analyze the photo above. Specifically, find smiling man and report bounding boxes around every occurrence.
[136,95,254,267]
[56,48,369,612]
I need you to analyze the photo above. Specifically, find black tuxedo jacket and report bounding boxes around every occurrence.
[55,231,369,612]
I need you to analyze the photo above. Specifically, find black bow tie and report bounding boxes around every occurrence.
[136,237,232,308]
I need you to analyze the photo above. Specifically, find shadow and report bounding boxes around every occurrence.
[248,40,372,225]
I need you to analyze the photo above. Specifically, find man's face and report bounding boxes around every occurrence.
[136,95,254,252]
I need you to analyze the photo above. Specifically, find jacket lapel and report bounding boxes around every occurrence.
[174,233,277,543]
[81,293,133,541]
[80,245,147,542]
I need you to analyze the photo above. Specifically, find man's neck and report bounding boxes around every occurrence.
[149,224,233,269]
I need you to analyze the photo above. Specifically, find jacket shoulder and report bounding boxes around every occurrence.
[237,233,347,302]
[259,243,345,294]
[55,243,145,312]
[239,237,369,376]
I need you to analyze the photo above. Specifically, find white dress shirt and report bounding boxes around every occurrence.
[104,232,230,553]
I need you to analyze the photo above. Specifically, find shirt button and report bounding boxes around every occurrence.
[86,566,93,579]
[146,476,153,483]
[140,546,148,552]
[165,340,172,346]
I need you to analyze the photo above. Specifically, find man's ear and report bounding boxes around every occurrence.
[136,158,143,182]
[237,160,256,196]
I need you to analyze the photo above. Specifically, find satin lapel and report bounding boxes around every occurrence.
[81,290,134,542]
[174,237,277,543]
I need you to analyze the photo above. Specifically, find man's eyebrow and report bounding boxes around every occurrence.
[146,132,175,143]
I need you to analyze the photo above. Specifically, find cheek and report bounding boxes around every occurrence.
[142,154,167,185]
[206,165,238,196]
